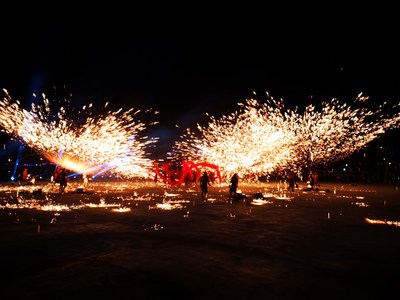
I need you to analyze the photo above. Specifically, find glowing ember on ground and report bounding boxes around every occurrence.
[251,199,273,205]
[111,207,131,212]
[274,194,294,201]
[163,191,180,197]
[39,204,73,211]
[152,202,185,210]
[205,198,217,202]
[262,192,275,198]
[84,202,120,208]
[149,224,163,230]
[365,217,400,227]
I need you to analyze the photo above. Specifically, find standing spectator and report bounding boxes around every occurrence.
[308,171,315,190]
[199,171,211,199]
[313,171,319,188]
[288,171,296,192]
[59,168,68,193]
[229,173,239,196]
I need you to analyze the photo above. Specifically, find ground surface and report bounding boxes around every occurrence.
[0,180,399,300]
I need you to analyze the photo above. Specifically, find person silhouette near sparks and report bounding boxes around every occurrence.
[229,173,239,197]
[199,171,211,199]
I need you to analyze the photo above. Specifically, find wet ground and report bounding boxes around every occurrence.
[0,180,399,299]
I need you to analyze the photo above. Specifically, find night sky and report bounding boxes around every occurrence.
[1,12,400,156]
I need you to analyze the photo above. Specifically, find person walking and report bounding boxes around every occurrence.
[199,171,211,199]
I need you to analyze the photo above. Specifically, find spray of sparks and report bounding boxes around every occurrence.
[0,89,159,178]
[173,91,400,181]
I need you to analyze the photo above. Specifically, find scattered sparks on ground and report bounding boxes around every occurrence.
[111,207,131,212]
[84,202,120,208]
[365,217,400,227]
[250,199,273,206]
[275,194,294,201]
[149,224,164,230]
[204,197,217,203]
[153,203,184,210]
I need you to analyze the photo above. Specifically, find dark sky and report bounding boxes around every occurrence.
[1,12,400,155]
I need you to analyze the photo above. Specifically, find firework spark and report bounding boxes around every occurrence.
[0,89,159,178]
[173,92,400,181]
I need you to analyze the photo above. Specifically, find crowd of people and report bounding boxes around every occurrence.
[198,171,240,200]
[196,169,320,200]
[18,165,320,198]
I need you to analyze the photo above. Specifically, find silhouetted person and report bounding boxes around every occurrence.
[199,171,211,199]
[288,171,296,192]
[313,171,319,188]
[308,171,314,190]
[59,168,68,193]
[229,173,239,196]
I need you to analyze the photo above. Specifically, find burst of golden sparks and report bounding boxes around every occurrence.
[172,92,400,182]
[0,89,159,178]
